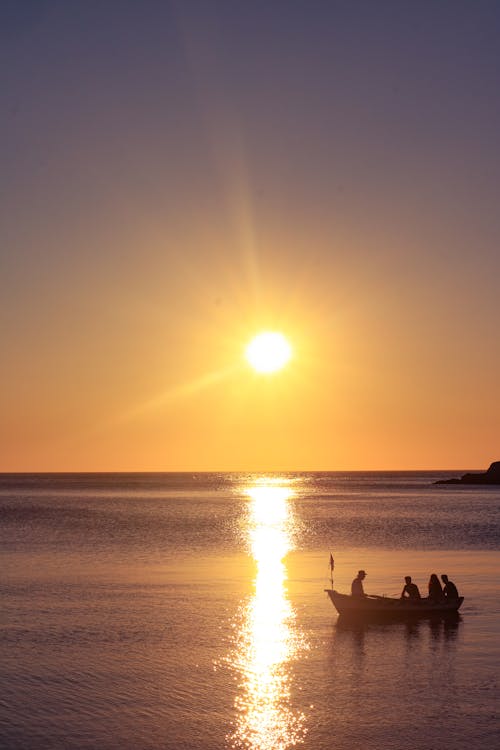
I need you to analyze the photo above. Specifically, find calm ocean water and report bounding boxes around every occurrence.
[1,472,499,750]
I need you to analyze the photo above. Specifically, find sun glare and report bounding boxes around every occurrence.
[245,332,292,374]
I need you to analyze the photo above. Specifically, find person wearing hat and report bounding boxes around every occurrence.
[351,570,367,597]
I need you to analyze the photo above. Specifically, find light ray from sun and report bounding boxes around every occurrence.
[117,363,242,424]
[79,362,243,440]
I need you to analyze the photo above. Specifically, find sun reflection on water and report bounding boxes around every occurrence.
[228,479,307,750]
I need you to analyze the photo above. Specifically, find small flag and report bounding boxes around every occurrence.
[329,553,334,571]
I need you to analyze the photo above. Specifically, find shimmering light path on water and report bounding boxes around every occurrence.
[227,480,307,749]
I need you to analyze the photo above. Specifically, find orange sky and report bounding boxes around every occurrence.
[1,3,499,471]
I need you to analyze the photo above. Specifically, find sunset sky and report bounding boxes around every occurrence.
[1,1,499,471]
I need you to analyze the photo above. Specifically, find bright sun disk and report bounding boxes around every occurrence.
[245,332,292,374]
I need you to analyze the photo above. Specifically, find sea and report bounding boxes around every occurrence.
[1,471,499,750]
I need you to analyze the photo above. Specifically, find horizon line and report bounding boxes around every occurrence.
[0,467,483,475]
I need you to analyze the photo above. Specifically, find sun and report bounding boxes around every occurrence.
[245,331,292,374]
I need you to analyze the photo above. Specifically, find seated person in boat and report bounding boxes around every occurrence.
[441,574,459,599]
[351,570,367,597]
[428,573,444,602]
[400,576,421,601]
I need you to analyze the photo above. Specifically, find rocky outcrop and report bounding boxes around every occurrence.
[435,461,500,485]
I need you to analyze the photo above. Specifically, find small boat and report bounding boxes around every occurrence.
[325,589,464,619]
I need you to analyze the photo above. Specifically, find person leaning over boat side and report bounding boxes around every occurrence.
[428,573,444,602]
[400,576,421,601]
[441,574,459,599]
[351,570,366,597]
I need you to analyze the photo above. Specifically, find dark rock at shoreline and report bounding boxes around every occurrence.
[435,461,500,485]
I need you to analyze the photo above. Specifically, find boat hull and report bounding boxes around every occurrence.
[325,590,464,619]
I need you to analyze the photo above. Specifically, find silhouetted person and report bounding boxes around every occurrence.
[428,573,444,602]
[351,570,366,597]
[400,576,421,601]
[441,574,459,599]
